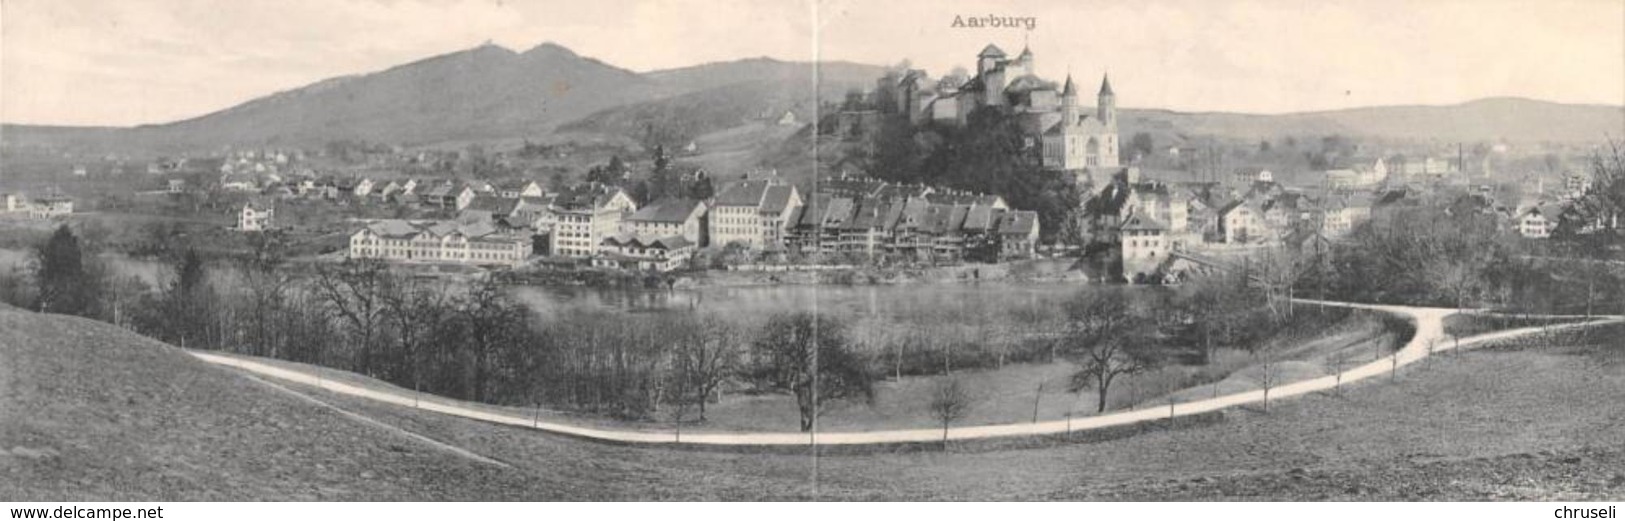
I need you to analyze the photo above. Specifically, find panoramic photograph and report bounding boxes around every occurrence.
[2,0,1623,512]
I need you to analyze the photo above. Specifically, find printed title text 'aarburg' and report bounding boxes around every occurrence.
[951,15,1036,30]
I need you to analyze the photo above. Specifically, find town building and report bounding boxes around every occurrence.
[593,234,696,272]
[507,195,557,229]
[709,180,802,250]
[219,172,260,192]
[1322,194,1373,237]
[420,182,478,210]
[1515,206,1558,238]
[239,202,275,231]
[1565,170,1593,200]
[1119,212,1170,280]
[351,178,376,198]
[27,195,74,220]
[622,198,708,246]
[497,180,544,199]
[783,189,1039,262]
[1324,157,1388,189]
[3,193,24,213]
[1389,155,1458,180]
[1217,198,1266,244]
[348,219,532,266]
[549,184,637,258]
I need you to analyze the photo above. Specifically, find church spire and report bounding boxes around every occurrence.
[1062,74,1077,97]
[1097,72,1116,126]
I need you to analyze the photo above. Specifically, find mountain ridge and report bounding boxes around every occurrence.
[2,43,1620,152]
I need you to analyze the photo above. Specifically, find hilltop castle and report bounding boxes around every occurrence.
[884,43,1119,173]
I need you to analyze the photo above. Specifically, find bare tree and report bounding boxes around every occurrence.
[1426,255,1481,311]
[1061,290,1164,412]
[666,314,741,422]
[314,258,390,375]
[379,275,451,399]
[927,378,973,449]
[749,312,874,432]
[1253,247,1311,320]
[1258,347,1281,413]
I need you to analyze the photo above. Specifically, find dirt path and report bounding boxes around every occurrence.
[190,300,1624,447]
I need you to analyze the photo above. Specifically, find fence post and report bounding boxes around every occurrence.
[1031,383,1044,423]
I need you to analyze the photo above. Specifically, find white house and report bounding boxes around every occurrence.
[550,185,637,258]
[497,180,544,199]
[1322,195,1373,237]
[220,172,259,192]
[622,198,708,245]
[1119,211,1169,280]
[28,195,73,219]
[1217,199,1266,243]
[421,183,478,210]
[352,178,376,197]
[240,202,275,231]
[594,234,695,272]
[2,193,24,213]
[708,180,801,250]
[1515,206,1556,238]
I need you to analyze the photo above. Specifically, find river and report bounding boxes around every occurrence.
[508,281,1085,320]
[0,246,1087,322]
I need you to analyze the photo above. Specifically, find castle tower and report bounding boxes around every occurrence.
[1097,73,1116,127]
[1016,45,1034,76]
[977,44,1006,76]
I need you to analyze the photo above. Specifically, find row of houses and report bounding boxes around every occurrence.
[784,192,1039,261]
[1083,167,1380,279]
[339,174,1045,271]
[1225,155,1466,193]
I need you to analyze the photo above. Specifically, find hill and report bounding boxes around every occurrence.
[0,304,521,500]
[557,58,882,146]
[0,49,884,154]
[3,43,656,152]
[0,40,1616,157]
[1120,97,1625,146]
[3,302,1623,500]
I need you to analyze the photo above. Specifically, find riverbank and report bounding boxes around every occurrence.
[497,257,1086,291]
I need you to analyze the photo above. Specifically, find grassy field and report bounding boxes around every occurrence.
[6,305,1622,500]
[204,308,1395,434]
[301,321,1625,500]
[1443,312,1592,339]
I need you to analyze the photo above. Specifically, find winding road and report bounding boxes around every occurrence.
[190,299,1623,447]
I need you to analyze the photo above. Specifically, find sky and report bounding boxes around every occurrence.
[2,0,1622,127]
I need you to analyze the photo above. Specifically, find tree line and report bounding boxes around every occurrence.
[2,224,1388,431]
[0,229,875,429]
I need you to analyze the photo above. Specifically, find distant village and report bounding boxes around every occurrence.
[1,144,1043,276]
[0,42,1608,284]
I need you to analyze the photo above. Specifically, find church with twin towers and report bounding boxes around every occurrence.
[883,42,1120,173]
